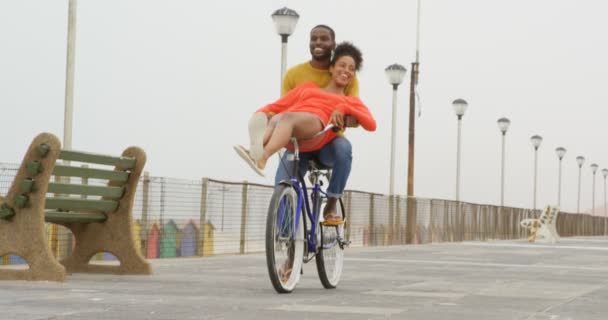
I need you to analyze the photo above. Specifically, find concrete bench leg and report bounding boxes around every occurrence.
[60,219,151,275]
[59,146,151,275]
[0,133,66,281]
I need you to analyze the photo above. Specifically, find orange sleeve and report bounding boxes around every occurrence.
[257,82,315,114]
[343,97,376,131]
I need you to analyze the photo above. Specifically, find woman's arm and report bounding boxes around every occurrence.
[342,97,376,131]
[256,82,315,115]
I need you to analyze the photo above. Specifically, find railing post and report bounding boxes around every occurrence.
[198,177,208,256]
[159,177,166,256]
[428,199,434,242]
[141,171,150,254]
[395,195,402,244]
[345,191,352,242]
[369,193,375,246]
[239,181,248,254]
[388,195,394,245]
[444,200,450,242]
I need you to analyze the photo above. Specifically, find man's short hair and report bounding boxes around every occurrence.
[312,24,335,41]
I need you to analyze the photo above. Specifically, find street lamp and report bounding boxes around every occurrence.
[591,163,599,215]
[530,135,543,211]
[453,99,468,201]
[576,156,585,213]
[385,64,407,196]
[555,147,566,208]
[497,117,510,206]
[271,7,299,92]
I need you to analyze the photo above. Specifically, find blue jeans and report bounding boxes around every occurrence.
[274,136,352,198]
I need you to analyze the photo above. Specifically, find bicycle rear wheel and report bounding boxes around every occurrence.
[265,185,304,293]
[316,198,345,289]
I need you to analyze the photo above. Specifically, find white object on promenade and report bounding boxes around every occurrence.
[520,205,560,244]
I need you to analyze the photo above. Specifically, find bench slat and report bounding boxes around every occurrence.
[58,150,136,169]
[52,165,129,182]
[45,211,107,223]
[45,198,118,213]
[48,183,125,199]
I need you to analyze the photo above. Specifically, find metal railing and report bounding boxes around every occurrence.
[1,162,606,264]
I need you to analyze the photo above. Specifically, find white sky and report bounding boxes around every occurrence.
[1,0,607,214]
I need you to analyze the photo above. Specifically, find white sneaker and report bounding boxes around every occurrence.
[248,113,267,161]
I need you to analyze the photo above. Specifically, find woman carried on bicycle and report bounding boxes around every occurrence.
[235,41,376,216]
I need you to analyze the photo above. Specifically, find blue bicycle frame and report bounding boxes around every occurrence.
[278,137,326,256]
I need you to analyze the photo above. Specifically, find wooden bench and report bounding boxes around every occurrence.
[519,205,560,244]
[0,132,151,281]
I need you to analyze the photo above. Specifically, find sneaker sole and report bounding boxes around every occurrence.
[233,144,265,177]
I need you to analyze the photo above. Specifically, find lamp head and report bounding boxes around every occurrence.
[530,135,543,149]
[497,117,511,133]
[452,99,468,117]
[384,64,407,87]
[591,163,599,174]
[271,7,300,37]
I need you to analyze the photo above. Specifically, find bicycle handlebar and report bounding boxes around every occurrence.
[310,124,340,138]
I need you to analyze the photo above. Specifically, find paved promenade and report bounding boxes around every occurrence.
[2,237,608,319]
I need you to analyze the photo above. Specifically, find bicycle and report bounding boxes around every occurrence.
[265,125,350,293]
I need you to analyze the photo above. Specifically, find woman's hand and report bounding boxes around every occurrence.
[329,110,345,129]
[344,115,359,127]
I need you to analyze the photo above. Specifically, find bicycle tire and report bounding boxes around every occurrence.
[265,185,304,293]
[315,197,346,289]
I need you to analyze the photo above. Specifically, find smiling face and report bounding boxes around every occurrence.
[309,27,335,62]
[329,55,356,88]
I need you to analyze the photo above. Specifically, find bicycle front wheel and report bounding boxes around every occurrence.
[265,185,304,293]
[316,198,345,289]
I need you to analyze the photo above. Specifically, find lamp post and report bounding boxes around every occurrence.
[576,156,585,213]
[271,7,299,93]
[591,163,599,215]
[452,99,468,201]
[385,64,407,196]
[530,135,543,211]
[555,147,566,209]
[64,0,78,151]
[405,0,422,245]
[497,118,510,206]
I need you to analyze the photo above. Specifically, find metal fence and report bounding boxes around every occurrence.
[1,162,606,264]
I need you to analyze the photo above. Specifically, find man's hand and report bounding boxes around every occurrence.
[344,115,359,128]
[329,110,344,129]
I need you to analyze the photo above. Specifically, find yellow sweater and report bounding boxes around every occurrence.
[281,61,359,97]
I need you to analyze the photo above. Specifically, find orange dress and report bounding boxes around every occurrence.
[256,82,376,152]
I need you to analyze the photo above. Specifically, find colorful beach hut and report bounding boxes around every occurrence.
[132,220,143,255]
[180,220,199,257]
[146,223,160,259]
[160,220,178,258]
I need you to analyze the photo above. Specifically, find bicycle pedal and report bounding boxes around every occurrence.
[339,239,352,247]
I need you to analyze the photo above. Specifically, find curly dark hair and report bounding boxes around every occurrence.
[330,42,363,71]
[312,25,335,41]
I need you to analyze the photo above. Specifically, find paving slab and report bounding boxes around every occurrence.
[2,237,608,319]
